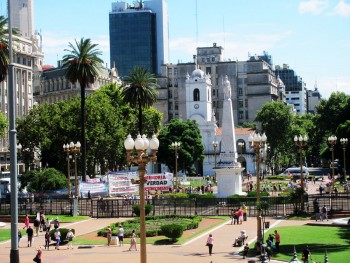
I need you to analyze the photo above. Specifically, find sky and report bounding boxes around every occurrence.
[1,0,349,99]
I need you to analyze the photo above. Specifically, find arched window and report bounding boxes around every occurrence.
[193,88,200,101]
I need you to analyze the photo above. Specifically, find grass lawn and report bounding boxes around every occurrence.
[74,216,228,246]
[43,214,90,223]
[0,229,11,242]
[255,225,350,262]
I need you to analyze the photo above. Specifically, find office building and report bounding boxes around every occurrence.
[161,44,284,127]
[9,0,34,39]
[275,64,307,114]
[109,0,168,77]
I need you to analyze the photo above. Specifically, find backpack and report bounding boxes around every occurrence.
[322,206,327,213]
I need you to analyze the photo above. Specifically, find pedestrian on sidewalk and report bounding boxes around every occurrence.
[45,218,51,232]
[243,204,248,221]
[33,246,42,263]
[106,225,112,246]
[128,229,137,251]
[44,230,50,250]
[117,224,124,246]
[26,225,34,247]
[23,214,30,229]
[54,228,61,250]
[66,229,74,249]
[321,205,328,221]
[206,233,214,256]
[34,217,40,237]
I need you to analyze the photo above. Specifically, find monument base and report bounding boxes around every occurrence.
[214,166,245,197]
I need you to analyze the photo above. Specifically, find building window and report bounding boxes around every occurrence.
[211,57,215,62]
[245,110,249,119]
[239,99,243,108]
[174,68,178,75]
[193,88,200,101]
[245,99,248,107]
[238,88,243,96]
[239,111,243,119]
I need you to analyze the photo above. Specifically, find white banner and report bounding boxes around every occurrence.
[108,172,138,195]
[79,182,108,197]
[144,172,173,191]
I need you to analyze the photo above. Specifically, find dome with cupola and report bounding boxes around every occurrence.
[191,68,205,79]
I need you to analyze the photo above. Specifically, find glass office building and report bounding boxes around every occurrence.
[109,1,168,78]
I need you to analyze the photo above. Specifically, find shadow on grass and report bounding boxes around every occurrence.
[154,239,178,245]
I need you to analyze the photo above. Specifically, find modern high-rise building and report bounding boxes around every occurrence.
[9,0,34,39]
[275,64,307,114]
[109,0,168,77]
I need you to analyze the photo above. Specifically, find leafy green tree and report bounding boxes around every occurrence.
[157,119,204,174]
[0,111,8,138]
[255,101,293,167]
[62,38,104,181]
[121,66,159,135]
[21,168,67,192]
[315,92,350,137]
[16,83,163,176]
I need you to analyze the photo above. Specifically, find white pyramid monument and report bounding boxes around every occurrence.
[214,76,245,197]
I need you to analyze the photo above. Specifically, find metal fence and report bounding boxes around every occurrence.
[1,193,349,218]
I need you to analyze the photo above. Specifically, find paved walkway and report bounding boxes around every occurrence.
[1,215,328,263]
[0,176,336,262]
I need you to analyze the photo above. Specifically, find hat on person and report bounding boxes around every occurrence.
[241,230,246,233]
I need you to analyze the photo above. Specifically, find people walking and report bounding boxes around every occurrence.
[26,225,34,247]
[117,224,124,246]
[106,225,112,246]
[23,214,30,229]
[321,205,328,221]
[44,230,50,250]
[45,218,51,232]
[128,229,137,251]
[66,229,74,249]
[206,233,214,256]
[243,243,249,259]
[54,228,61,250]
[243,204,248,221]
[33,246,42,263]
[34,217,40,237]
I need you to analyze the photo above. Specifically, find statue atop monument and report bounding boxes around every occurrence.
[223,75,231,100]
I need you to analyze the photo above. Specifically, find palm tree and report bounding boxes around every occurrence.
[62,38,103,181]
[122,66,159,135]
[0,15,18,82]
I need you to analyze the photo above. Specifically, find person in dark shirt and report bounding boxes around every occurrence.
[302,245,312,263]
[26,225,34,247]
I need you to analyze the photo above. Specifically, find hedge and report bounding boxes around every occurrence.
[160,223,184,241]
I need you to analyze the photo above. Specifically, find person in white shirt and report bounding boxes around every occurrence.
[117,225,124,246]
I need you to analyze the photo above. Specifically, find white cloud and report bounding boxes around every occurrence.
[332,0,350,17]
[317,76,350,99]
[41,31,110,66]
[299,0,329,15]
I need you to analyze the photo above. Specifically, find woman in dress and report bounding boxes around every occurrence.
[206,233,214,256]
[128,229,137,251]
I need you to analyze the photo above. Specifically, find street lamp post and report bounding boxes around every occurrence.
[17,144,22,173]
[124,134,159,263]
[294,135,308,212]
[340,138,348,182]
[171,142,181,189]
[63,144,72,197]
[212,141,218,168]
[63,142,80,215]
[248,132,267,242]
[328,135,337,189]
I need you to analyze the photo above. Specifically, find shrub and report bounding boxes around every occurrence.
[132,204,153,216]
[50,228,75,241]
[160,224,184,242]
